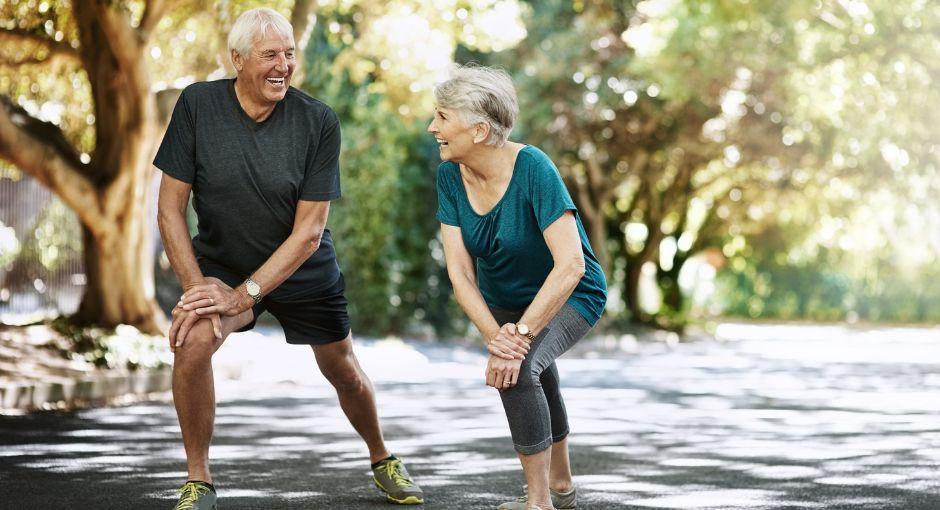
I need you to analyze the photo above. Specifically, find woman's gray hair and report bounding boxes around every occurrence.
[434,64,519,147]
[227,8,294,64]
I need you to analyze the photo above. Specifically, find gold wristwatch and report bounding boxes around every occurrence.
[516,323,536,343]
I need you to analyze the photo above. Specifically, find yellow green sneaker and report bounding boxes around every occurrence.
[372,457,424,505]
[497,484,577,509]
[172,481,217,510]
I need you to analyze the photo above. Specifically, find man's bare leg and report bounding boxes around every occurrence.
[312,335,390,463]
[172,311,252,483]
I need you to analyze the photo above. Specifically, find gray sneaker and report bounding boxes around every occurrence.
[372,457,425,504]
[497,485,577,509]
[172,481,217,510]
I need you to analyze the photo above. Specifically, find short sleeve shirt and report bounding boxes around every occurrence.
[154,79,343,298]
[435,145,607,325]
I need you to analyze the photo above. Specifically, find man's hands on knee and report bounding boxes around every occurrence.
[168,277,229,352]
[168,305,222,352]
[179,277,252,318]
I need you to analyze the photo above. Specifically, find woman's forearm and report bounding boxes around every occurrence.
[518,260,585,335]
[451,273,501,344]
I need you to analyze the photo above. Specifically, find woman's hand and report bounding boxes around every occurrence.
[486,354,523,390]
[179,277,252,318]
[487,323,530,360]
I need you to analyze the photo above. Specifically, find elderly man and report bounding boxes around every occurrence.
[155,8,423,510]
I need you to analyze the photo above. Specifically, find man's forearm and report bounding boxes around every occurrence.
[157,207,204,290]
[244,230,322,300]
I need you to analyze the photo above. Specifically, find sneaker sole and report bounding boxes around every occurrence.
[373,479,424,505]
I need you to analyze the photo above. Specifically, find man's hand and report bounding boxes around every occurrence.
[168,305,222,351]
[179,277,253,318]
[485,354,523,390]
[487,323,529,360]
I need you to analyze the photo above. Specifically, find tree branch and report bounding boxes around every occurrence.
[138,0,176,42]
[0,96,106,233]
[0,27,80,61]
[74,0,141,74]
[290,0,317,85]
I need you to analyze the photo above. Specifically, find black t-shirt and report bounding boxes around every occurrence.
[154,79,342,299]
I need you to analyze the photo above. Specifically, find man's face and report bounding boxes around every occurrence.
[234,30,295,104]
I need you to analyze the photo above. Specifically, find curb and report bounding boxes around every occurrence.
[0,368,172,412]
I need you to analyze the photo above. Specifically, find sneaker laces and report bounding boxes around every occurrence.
[383,459,415,488]
[175,483,209,510]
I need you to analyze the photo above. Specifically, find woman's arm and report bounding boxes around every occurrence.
[516,210,586,335]
[441,224,528,360]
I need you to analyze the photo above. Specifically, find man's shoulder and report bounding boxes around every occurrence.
[180,79,229,99]
[284,87,338,125]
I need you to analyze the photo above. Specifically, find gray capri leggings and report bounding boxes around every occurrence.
[489,303,591,455]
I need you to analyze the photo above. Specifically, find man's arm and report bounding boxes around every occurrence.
[157,172,222,345]
[157,174,203,289]
[180,199,330,317]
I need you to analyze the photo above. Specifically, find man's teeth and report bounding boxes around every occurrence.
[267,77,285,85]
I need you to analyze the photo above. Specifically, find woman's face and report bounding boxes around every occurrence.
[427,106,478,161]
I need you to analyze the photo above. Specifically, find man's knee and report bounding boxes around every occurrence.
[322,362,364,392]
[174,320,218,360]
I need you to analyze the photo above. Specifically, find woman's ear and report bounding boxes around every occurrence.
[472,121,491,144]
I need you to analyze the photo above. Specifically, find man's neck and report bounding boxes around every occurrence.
[233,79,277,122]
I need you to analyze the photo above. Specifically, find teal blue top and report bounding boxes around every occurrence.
[435,145,607,325]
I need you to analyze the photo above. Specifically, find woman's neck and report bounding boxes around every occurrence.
[460,142,523,182]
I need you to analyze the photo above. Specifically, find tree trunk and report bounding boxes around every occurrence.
[624,259,644,321]
[76,217,163,333]
[584,206,610,279]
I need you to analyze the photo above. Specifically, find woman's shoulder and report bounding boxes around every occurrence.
[516,144,561,180]
[435,160,461,187]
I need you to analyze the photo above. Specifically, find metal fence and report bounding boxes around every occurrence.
[0,173,85,323]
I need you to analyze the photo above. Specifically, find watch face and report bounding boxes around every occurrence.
[517,324,530,335]
[246,280,261,296]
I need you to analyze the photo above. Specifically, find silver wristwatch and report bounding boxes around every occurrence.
[244,278,262,304]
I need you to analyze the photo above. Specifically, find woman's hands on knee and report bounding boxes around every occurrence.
[487,323,530,360]
[486,355,523,389]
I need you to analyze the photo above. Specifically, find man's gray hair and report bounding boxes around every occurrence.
[434,64,519,147]
[227,8,294,64]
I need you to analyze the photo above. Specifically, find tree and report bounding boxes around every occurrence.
[0,0,525,336]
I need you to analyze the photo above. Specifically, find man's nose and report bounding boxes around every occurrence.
[275,53,289,71]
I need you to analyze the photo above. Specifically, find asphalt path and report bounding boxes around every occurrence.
[2,323,939,509]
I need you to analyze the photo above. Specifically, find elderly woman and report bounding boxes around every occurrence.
[428,65,607,510]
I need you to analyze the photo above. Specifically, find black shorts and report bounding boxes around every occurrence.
[199,262,350,345]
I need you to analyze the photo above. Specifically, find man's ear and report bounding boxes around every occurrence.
[472,121,491,144]
[231,49,243,72]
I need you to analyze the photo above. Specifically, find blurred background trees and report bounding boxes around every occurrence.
[1,0,937,338]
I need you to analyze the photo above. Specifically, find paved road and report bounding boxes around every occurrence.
[1,323,940,509]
